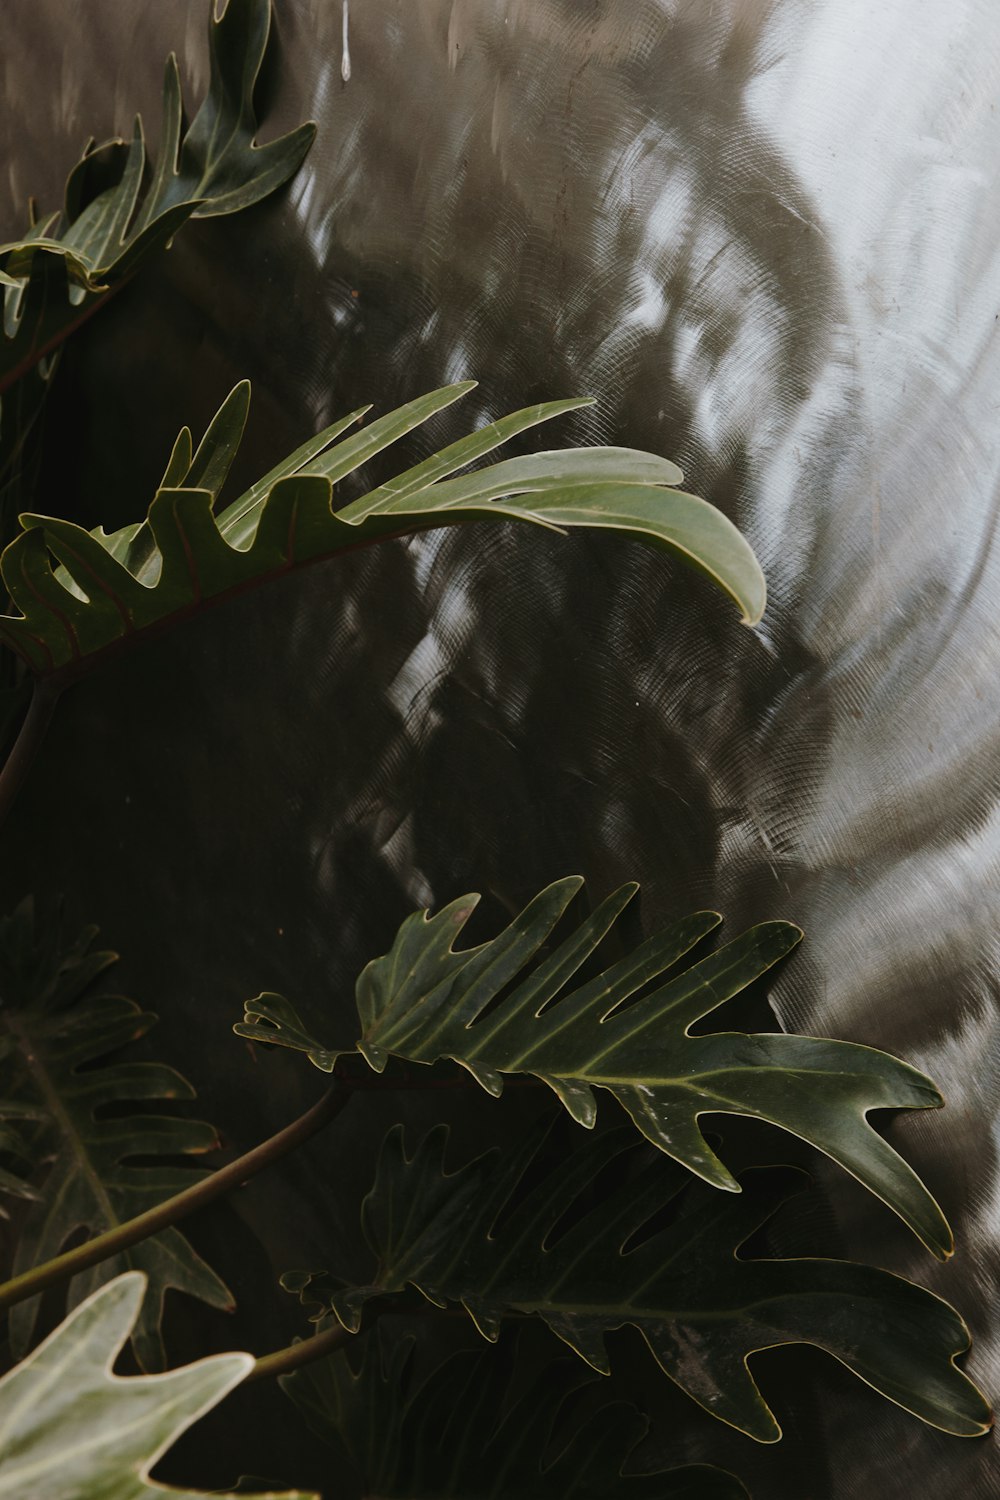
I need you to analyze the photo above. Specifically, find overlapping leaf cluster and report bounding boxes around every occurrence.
[0,2,990,1494]
[240,874,992,1452]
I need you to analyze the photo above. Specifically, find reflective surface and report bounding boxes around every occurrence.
[2,1,999,1493]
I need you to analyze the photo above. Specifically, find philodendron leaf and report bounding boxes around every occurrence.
[0,0,314,392]
[0,380,765,677]
[0,901,231,1369]
[284,1125,990,1445]
[0,1271,313,1500]
[238,877,952,1259]
[284,1328,749,1499]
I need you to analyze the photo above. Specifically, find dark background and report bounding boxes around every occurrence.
[1,1,998,1495]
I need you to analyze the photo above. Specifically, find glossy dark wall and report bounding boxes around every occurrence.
[2,2,998,1495]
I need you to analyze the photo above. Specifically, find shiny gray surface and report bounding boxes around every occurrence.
[2,1,999,1494]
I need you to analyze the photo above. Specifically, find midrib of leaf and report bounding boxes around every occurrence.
[378,1267,817,1330]
[0,277,121,400]
[0,1010,121,1242]
[582,1062,838,1091]
[7,517,421,686]
[201,103,241,186]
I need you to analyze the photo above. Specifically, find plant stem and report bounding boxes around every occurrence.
[247,1298,529,1384]
[249,1320,353,1383]
[0,679,59,829]
[0,1084,349,1314]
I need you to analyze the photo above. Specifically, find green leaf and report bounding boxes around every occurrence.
[0,902,231,1369]
[238,878,951,1259]
[161,0,316,222]
[0,1271,314,1499]
[284,1328,749,1498]
[0,0,314,394]
[0,382,765,678]
[285,1125,990,1445]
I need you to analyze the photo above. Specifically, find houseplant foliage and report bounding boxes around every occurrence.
[0,1,990,1496]
[256,886,988,1449]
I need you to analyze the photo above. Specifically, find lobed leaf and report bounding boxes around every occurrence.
[0,1272,313,1499]
[284,1125,991,1445]
[0,902,230,1369]
[0,0,314,394]
[284,1327,748,1498]
[238,877,952,1258]
[0,382,764,678]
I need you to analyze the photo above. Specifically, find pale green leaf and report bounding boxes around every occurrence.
[0,1272,313,1499]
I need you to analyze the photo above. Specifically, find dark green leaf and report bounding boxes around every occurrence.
[239,877,951,1258]
[0,902,230,1369]
[0,382,764,677]
[0,0,314,395]
[179,380,251,499]
[284,1328,748,1498]
[0,1272,312,1499]
[163,0,316,221]
[285,1125,990,1444]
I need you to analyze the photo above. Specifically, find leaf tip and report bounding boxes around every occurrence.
[358,1040,387,1073]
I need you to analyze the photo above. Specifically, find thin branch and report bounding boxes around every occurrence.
[0,1084,350,1314]
[0,678,59,829]
[249,1320,353,1383]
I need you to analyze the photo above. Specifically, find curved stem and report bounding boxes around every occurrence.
[0,1084,350,1314]
[249,1319,353,1383]
[0,678,59,828]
